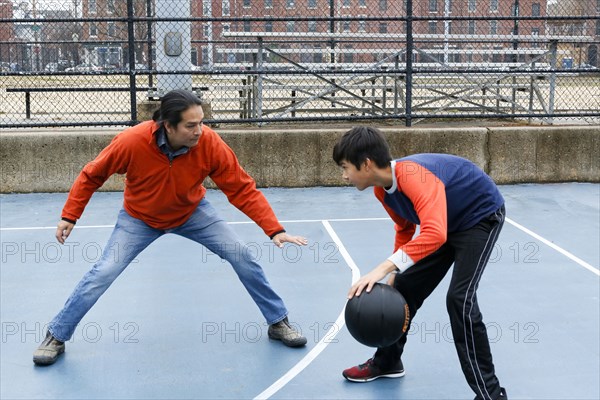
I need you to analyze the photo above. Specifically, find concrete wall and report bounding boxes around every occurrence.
[1,125,598,193]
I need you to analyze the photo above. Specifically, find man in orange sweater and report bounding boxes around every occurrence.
[33,90,308,366]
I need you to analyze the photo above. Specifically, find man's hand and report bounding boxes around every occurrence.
[272,232,308,248]
[55,220,75,244]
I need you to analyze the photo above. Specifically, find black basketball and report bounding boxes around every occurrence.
[345,283,410,348]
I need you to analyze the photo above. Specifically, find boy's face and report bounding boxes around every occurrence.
[339,160,371,191]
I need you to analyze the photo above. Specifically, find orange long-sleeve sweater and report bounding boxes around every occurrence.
[62,120,285,236]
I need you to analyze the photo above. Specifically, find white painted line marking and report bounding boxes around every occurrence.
[506,217,599,276]
[4,216,595,277]
[0,217,390,231]
[253,220,360,400]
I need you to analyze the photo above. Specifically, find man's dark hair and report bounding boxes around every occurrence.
[332,126,392,170]
[152,89,203,126]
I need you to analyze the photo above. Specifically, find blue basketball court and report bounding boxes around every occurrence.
[1,183,598,399]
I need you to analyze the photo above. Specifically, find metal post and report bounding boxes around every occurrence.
[254,37,264,122]
[146,0,153,88]
[548,39,557,124]
[528,76,534,123]
[511,0,520,117]
[394,55,399,114]
[127,0,138,122]
[329,0,335,65]
[25,91,31,119]
[405,0,413,127]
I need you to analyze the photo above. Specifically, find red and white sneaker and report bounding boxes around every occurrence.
[342,358,405,382]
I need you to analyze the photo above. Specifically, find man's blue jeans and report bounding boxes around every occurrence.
[48,199,288,342]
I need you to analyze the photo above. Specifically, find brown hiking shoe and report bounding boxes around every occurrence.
[268,317,307,347]
[33,331,65,366]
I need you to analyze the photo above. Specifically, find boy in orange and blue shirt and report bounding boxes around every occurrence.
[333,126,507,400]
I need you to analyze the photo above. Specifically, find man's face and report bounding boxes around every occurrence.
[165,105,204,150]
[339,160,370,191]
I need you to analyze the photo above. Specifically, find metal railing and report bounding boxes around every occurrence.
[1,0,598,128]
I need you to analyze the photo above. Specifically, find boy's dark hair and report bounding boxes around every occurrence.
[332,126,392,170]
[152,89,203,126]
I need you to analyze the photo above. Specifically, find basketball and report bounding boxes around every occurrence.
[344,283,410,348]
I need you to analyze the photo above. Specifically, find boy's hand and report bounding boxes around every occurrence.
[272,232,308,248]
[348,260,398,299]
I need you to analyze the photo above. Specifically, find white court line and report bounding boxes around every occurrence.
[253,220,361,400]
[506,217,599,276]
[0,217,390,231]
[3,216,595,277]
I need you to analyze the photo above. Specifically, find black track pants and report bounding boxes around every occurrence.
[374,205,505,400]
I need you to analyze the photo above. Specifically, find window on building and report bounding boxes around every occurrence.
[108,47,120,65]
[108,22,116,37]
[490,0,498,12]
[243,0,250,7]
[342,20,351,32]
[532,28,539,47]
[203,24,210,37]
[265,21,273,32]
[89,0,97,13]
[429,0,437,12]
[308,0,317,8]
[379,22,388,33]
[359,0,366,7]
[429,21,437,34]
[490,20,497,35]
[313,51,323,63]
[308,20,317,32]
[265,0,273,8]
[107,0,115,13]
[342,0,350,8]
[222,23,230,37]
[286,0,295,8]
[343,50,354,63]
[468,20,475,34]
[287,21,295,32]
[532,3,540,17]
[222,0,230,15]
[597,21,600,36]
[468,0,476,12]
[358,18,366,32]
[90,23,98,36]
[379,0,387,12]
[201,47,209,65]
[203,0,211,15]
[244,20,251,32]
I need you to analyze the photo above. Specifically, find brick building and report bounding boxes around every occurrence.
[0,0,14,67]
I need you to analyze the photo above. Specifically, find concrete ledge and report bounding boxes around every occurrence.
[1,125,598,193]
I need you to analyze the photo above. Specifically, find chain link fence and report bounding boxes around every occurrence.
[1,0,598,128]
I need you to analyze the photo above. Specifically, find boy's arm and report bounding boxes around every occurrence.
[387,161,447,273]
[374,187,416,251]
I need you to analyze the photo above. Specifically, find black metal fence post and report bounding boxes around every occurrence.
[127,0,138,123]
[405,0,413,127]
[146,0,154,90]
